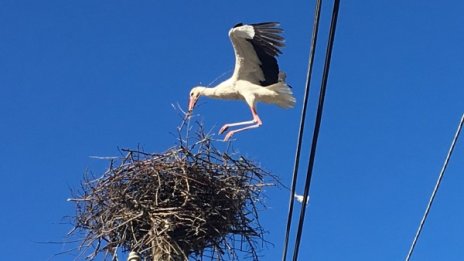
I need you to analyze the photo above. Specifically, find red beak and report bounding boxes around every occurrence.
[188,96,197,113]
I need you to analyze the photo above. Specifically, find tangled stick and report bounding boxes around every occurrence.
[68,125,276,260]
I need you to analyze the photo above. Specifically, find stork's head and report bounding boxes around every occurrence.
[188,87,204,113]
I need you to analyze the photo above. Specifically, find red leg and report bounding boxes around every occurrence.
[223,106,262,141]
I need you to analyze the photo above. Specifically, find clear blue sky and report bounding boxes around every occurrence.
[1,0,463,260]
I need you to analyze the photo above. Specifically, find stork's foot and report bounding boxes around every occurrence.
[219,124,229,134]
[224,131,235,141]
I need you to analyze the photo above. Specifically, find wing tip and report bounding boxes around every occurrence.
[232,21,281,29]
[248,22,285,57]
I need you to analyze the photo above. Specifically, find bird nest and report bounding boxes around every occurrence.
[68,130,275,260]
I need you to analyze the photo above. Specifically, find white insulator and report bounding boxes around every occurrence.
[127,251,141,261]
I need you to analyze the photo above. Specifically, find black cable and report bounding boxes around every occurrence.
[405,113,464,261]
[281,1,322,260]
[292,1,340,260]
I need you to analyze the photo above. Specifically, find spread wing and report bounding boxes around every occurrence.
[228,22,285,86]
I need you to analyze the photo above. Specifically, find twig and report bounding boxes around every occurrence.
[67,125,276,260]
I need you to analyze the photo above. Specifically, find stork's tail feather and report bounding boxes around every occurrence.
[267,76,296,108]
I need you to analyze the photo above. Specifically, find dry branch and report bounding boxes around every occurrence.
[69,128,274,260]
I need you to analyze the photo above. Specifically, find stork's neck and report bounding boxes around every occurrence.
[193,80,236,100]
[198,86,219,98]
[198,81,231,98]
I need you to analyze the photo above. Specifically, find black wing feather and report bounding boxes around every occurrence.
[248,22,285,86]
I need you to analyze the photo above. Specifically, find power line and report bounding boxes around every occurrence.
[281,0,322,260]
[405,113,464,261]
[292,1,340,260]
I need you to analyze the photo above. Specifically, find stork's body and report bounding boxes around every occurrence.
[188,22,295,141]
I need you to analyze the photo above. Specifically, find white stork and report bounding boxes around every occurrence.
[188,22,295,141]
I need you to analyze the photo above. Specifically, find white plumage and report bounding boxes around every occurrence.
[188,22,295,141]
